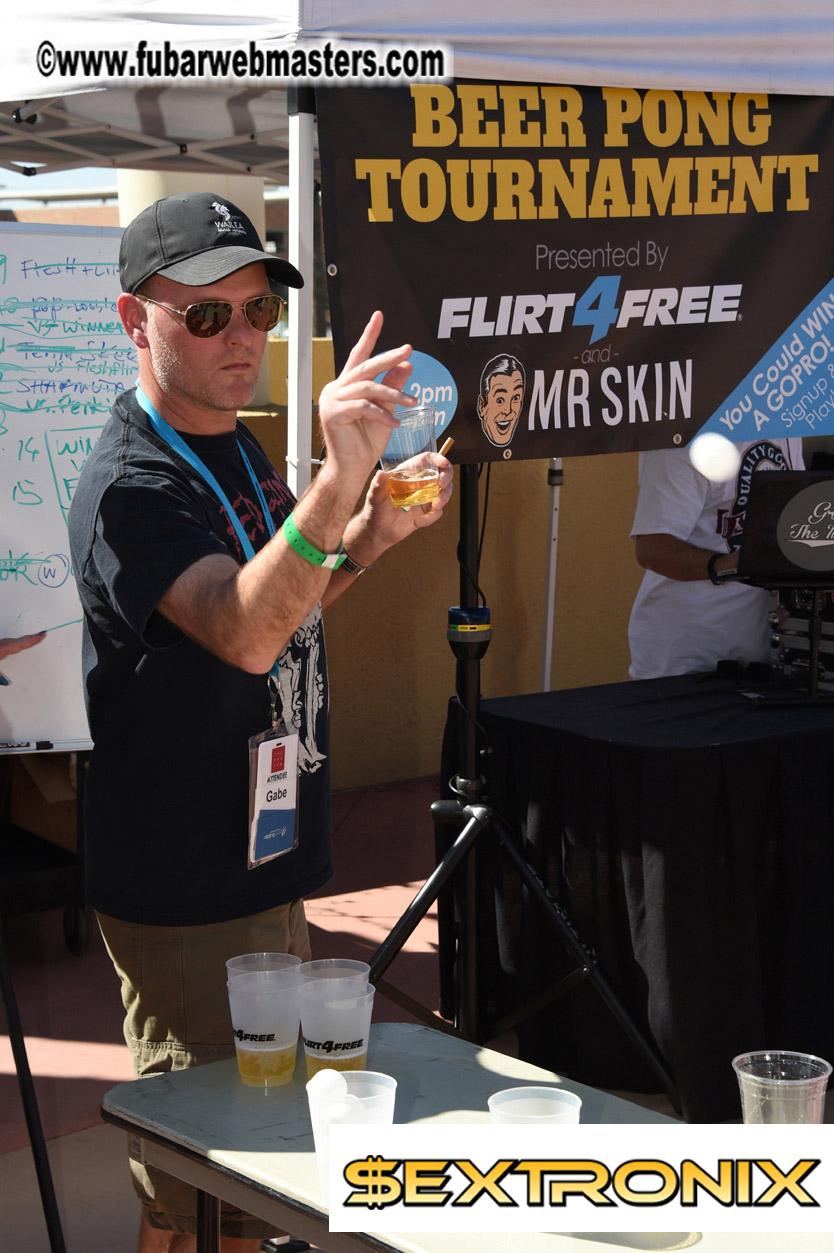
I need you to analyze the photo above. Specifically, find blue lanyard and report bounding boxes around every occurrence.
[135,386,282,683]
[135,386,275,563]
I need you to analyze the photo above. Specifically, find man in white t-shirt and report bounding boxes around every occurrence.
[628,438,804,680]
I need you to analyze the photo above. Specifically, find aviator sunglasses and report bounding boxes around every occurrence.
[139,292,285,338]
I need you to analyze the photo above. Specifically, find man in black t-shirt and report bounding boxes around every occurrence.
[68,191,452,1253]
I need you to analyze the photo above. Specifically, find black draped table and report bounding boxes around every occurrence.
[440,674,834,1122]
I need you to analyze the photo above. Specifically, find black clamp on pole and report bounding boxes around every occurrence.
[447,604,491,661]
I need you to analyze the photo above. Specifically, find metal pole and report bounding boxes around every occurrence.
[540,458,563,691]
[287,87,316,499]
[454,464,483,1038]
[457,464,482,788]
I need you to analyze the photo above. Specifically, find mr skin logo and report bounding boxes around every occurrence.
[437,277,742,346]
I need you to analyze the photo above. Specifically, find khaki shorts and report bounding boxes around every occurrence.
[97,901,311,1237]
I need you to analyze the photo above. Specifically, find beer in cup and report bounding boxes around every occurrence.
[380,405,439,510]
[226,967,300,1088]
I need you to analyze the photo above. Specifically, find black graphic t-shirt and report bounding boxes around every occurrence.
[68,389,332,925]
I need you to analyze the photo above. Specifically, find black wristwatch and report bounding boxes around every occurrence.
[340,549,371,576]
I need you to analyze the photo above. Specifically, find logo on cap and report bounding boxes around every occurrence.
[211,201,246,236]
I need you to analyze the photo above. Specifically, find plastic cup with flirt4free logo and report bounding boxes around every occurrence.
[298,977,374,1080]
[226,967,300,1089]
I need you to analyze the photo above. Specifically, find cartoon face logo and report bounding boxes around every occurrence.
[477,354,526,448]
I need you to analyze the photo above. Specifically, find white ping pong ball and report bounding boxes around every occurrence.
[307,1069,348,1100]
[687,432,741,483]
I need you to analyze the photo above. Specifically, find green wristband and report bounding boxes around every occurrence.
[282,512,345,570]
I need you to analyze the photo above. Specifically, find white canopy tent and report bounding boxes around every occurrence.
[4,4,834,182]
[4,2,834,193]
[3,1,834,683]
[6,1,834,112]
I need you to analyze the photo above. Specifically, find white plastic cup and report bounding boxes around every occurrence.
[380,405,439,510]
[298,958,370,986]
[732,1050,832,1123]
[298,977,375,1080]
[488,1085,582,1124]
[306,1068,397,1202]
[226,967,300,1089]
[225,952,302,979]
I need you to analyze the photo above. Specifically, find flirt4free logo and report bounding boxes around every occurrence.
[437,277,742,346]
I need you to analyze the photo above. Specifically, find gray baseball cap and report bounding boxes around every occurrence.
[119,191,303,293]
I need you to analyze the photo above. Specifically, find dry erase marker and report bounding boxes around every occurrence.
[0,740,53,751]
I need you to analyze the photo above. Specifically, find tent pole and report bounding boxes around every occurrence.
[540,458,563,691]
[287,87,316,500]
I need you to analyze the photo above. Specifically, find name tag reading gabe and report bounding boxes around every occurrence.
[248,730,299,868]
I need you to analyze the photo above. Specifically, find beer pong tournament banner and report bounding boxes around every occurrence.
[317,83,834,464]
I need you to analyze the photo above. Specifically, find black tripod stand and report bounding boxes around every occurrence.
[369,462,680,1111]
[0,906,66,1252]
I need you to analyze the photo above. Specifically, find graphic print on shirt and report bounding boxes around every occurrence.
[276,605,327,776]
[219,469,295,560]
[716,441,792,550]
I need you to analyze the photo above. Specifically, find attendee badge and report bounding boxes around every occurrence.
[248,684,300,868]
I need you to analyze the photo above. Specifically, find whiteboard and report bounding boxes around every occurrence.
[0,222,131,752]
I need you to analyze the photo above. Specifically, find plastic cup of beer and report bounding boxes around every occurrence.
[380,404,439,510]
[226,967,300,1089]
[299,958,370,986]
[226,952,302,980]
[732,1050,832,1123]
[306,1068,397,1202]
[298,977,375,1079]
[488,1085,582,1124]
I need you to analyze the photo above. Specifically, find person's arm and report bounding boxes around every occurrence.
[634,533,738,581]
[157,311,450,670]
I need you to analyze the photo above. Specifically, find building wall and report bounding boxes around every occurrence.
[0,205,118,227]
